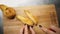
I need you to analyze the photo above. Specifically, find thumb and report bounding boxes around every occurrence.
[30,27,35,34]
[24,25,28,34]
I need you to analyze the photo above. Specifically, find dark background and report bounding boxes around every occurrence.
[54,0,60,27]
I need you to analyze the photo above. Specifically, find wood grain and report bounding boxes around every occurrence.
[3,4,58,34]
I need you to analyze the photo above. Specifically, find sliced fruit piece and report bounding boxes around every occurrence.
[24,10,38,25]
[16,15,33,26]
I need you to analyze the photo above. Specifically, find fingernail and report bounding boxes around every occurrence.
[31,26,33,28]
[39,25,42,28]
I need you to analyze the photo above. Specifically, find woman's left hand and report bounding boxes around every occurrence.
[20,25,35,34]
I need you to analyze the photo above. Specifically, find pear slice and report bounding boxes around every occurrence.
[24,10,38,25]
[16,15,33,26]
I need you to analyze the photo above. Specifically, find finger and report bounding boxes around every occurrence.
[20,26,24,34]
[40,27,56,34]
[30,27,35,34]
[24,25,28,34]
[50,25,59,31]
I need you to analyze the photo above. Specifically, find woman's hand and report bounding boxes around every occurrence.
[20,25,60,34]
[40,25,60,34]
[20,25,35,34]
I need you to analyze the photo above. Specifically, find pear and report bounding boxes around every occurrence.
[24,10,38,25]
[16,15,33,26]
[0,4,16,19]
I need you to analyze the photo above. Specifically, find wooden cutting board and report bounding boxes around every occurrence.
[3,4,58,34]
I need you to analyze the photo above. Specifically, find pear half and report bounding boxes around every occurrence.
[24,10,38,25]
[16,15,33,26]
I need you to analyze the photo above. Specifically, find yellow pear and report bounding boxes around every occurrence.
[24,10,38,25]
[0,4,16,19]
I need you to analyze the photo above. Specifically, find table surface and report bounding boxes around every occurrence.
[3,5,58,34]
[0,0,60,34]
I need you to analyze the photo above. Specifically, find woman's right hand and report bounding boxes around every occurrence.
[40,25,60,34]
